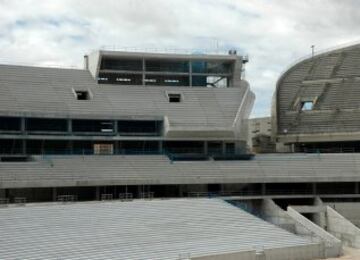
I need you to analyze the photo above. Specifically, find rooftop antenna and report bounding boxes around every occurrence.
[311,45,315,58]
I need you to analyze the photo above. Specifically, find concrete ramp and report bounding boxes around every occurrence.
[287,206,342,258]
[326,206,360,248]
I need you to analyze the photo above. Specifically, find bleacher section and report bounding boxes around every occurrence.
[1,153,360,189]
[0,198,319,259]
[275,43,360,145]
[0,65,251,130]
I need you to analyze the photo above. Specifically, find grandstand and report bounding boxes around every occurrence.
[0,198,322,260]
[273,43,360,152]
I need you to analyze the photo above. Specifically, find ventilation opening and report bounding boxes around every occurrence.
[0,155,32,162]
[75,90,91,100]
[301,101,314,111]
[168,93,181,103]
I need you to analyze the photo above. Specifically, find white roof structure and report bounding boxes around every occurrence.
[1,153,360,189]
[0,198,315,259]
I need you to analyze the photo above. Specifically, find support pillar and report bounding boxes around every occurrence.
[142,58,146,86]
[204,141,208,155]
[20,117,26,133]
[67,119,72,135]
[189,61,192,87]
[355,182,359,194]
[261,183,266,196]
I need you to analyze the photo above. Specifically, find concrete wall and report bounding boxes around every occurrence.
[287,207,342,258]
[191,250,256,260]
[263,243,322,260]
[313,197,327,229]
[326,202,360,227]
[326,206,360,248]
[260,198,296,233]
[191,244,323,260]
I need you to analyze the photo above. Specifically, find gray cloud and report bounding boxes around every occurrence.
[0,0,359,116]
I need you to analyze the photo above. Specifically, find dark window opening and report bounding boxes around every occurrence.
[225,143,235,154]
[100,58,142,71]
[0,155,31,162]
[0,117,21,131]
[119,141,159,154]
[75,90,91,100]
[208,142,223,155]
[146,60,189,73]
[300,101,314,111]
[72,120,114,134]
[0,139,23,154]
[26,140,69,155]
[26,118,67,132]
[118,120,162,136]
[168,93,181,103]
[192,61,232,74]
[164,141,204,154]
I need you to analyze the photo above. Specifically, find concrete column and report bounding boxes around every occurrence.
[355,182,359,194]
[142,58,146,86]
[95,187,100,200]
[52,188,57,202]
[20,117,26,134]
[204,141,208,155]
[189,61,192,87]
[261,183,266,195]
[67,119,72,134]
[113,120,118,135]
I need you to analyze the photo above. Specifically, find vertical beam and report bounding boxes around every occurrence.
[20,117,26,134]
[113,120,118,135]
[261,183,266,196]
[142,58,146,86]
[355,182,359,194]
[67,119,72,134]
[189,60,192,87]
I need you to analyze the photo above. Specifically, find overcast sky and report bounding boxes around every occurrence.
[0,0,359,117]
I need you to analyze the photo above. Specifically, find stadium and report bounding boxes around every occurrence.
[2,44,360,259]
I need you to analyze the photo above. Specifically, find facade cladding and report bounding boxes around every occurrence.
[273,43,360,153]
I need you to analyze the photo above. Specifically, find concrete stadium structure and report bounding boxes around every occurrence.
[4,45,360,259]
[273,43,360,152]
